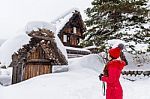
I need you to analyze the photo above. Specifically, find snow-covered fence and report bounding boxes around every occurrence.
[122,70,150,77]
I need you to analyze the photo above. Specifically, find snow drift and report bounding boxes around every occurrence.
[0,54,150,99]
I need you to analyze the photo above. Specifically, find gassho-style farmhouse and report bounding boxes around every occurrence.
[0,8,91,84]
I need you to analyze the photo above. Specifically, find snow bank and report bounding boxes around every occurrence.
[121,78,150,99]
[68,54,104,73]
[1,54,105,99]
[0,68,12,86]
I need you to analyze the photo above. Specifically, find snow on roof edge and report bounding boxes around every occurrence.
[0,33,31,68]
[65,46,91,53]
[51,8,80,23]
[25,21,56,34]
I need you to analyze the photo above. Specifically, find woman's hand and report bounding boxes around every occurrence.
[99,74,104,81]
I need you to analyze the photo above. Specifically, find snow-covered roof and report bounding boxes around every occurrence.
[0,22,68,68]
[84,45,98,50]
[65,46,91,53]
[25,21,56,34]
[0,32,31,67]
[51,8,80,34]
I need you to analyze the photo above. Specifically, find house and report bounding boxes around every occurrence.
[51,8,91,58]
[0,22,68,84]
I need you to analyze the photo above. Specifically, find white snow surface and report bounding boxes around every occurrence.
[84,45,97,49]
[0,39,5,46]
[0,33,31,67]
[0,68,12,86]
[25,21,56,33]
[124,52,150,71]
[0,54,150,99]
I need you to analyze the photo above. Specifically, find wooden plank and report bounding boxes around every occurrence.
[44,65,46,74]
[27,59,51,63]
[39,65,43,75]
[36,65,39,76]
[12,67,17,84]
[50,66,52,73]
[24,66,27,80]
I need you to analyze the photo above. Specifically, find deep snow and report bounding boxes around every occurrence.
[0,22,68,68]
[0,54,150,99]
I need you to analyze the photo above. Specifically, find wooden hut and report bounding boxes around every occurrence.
[9,28,68,84]
[52,8,90,57]
[57,11,85,48]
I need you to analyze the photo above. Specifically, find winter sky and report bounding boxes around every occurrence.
[0,0,92,39]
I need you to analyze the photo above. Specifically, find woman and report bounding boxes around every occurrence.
[99,45,126,99]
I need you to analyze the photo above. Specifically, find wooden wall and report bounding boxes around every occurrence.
[24,64,52,80]
[12,46,52,84]
[61,27,83,47]
[24,46,52,80]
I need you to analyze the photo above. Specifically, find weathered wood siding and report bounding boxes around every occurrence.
[24,64,52,80]
[59,12,85,48]
[24,46,52,80]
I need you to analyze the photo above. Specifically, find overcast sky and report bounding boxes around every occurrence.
[0,0,92,39]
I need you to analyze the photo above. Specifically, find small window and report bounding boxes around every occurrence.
[73,27,77,33]
[67,36,70,41]
[63,35,67,42]
[77,38,80,44]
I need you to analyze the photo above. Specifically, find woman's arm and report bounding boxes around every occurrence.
[101,66,118,83]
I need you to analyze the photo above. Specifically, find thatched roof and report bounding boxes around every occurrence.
[0,22,68,67]
[51,8,86,34]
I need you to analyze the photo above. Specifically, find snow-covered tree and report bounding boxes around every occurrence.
[81,0,150,53]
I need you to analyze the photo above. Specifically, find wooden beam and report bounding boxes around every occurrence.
[27,59,51,63]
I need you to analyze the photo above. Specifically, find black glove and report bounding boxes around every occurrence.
[99,74,104,81]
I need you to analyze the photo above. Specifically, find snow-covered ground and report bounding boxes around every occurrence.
[0,54,150,99]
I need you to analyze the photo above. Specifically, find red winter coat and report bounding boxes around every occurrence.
[102,59,125,99]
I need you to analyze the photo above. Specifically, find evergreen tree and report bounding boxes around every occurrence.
[81,0,150,53]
